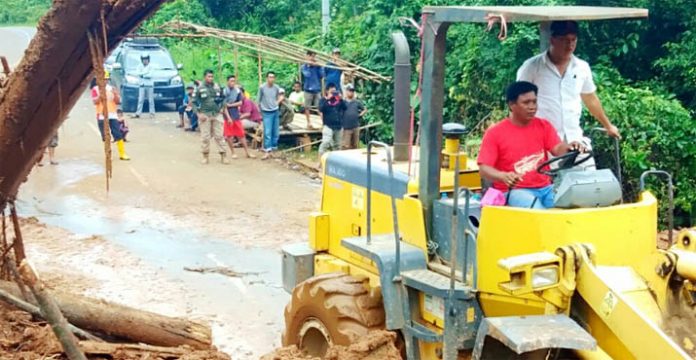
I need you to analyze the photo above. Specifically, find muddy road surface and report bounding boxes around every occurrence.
[1,27,320,359]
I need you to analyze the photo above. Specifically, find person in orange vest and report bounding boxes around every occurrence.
[90,75,130,160]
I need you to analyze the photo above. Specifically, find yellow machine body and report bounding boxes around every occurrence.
[307,146,695,359]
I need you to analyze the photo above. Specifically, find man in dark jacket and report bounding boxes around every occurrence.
[318,83,346,157]
[301,50,323,129]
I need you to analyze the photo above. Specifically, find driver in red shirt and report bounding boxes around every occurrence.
[477,81,586,209]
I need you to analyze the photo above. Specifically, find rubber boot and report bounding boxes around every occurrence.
[116,140,130,160]
[201,153,209,164]
[220,153,230,165]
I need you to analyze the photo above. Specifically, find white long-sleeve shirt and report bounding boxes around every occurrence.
[135,63,154,87]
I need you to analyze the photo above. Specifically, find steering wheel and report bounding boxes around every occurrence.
[536,150,594,176]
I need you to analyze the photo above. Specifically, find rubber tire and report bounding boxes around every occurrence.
[282,273,386,350]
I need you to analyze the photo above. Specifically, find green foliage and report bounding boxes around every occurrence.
[0,0,49,25]
[655,30,696,111]
[589,65,696,226]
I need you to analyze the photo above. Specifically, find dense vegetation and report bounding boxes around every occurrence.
[1,0,694,225]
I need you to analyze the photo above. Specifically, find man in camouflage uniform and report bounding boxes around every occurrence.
[194,69,229,164]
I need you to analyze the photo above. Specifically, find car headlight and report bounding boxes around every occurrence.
[125,75,140,85]
[531,266,559,289]
[170,75,182,85]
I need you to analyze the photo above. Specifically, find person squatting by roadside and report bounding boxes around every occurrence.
[90,77,130,160]
[288,81,305,114]
[179,85,199,131]
[193,69,229,165]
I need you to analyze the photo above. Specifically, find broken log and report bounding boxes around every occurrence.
[18,261,87,360]
[0,285,102,341]
[0,280,212,350]
[0,0,168,206]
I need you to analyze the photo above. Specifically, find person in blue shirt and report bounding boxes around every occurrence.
[178,85,198,131]
[325,48,343,94]
[301,50,324,130]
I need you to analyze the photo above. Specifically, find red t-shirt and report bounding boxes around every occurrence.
[477,117,561,190]
[240,98,262,123]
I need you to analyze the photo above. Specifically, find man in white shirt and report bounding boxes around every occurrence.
[517,21,620,152]
[135,54,155,118]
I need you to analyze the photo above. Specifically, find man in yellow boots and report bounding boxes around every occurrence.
[90,73,130,161]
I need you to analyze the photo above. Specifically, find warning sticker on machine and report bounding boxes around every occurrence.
[352,187,365,210]
[424,294,445,321]
[600,291,617,318]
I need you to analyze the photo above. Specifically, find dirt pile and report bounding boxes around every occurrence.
[0,303,231,360]
[261,330,402,360]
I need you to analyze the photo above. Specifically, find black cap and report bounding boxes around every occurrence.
[550,21,578,37]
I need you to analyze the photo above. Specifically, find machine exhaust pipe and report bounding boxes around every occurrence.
[391,31,411,162]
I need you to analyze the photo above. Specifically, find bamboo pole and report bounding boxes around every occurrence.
[217,44,222,80]
[155,21,389,82]
[234,44,239,78]
[19,261,87,360]
[257,50,262,88]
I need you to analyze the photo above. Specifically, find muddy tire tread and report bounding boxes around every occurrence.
[282,273,386,347]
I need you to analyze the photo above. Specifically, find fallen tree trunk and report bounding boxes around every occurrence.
[0,280,212,350]
[0,0,168,206]
[0,277,102,341]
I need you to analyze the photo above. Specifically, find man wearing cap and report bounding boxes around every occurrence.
[517,20,619,166]
[341,84,366,150]
[325,48,343,94]
[135,54,155,118]
[301,50,324,130]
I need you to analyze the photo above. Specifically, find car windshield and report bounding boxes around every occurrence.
[124,49,175,71]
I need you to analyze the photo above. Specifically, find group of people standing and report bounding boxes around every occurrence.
[175,47,367,164]
[186,69,263,164]
[52,46,369,169]
[299,48,367,158]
